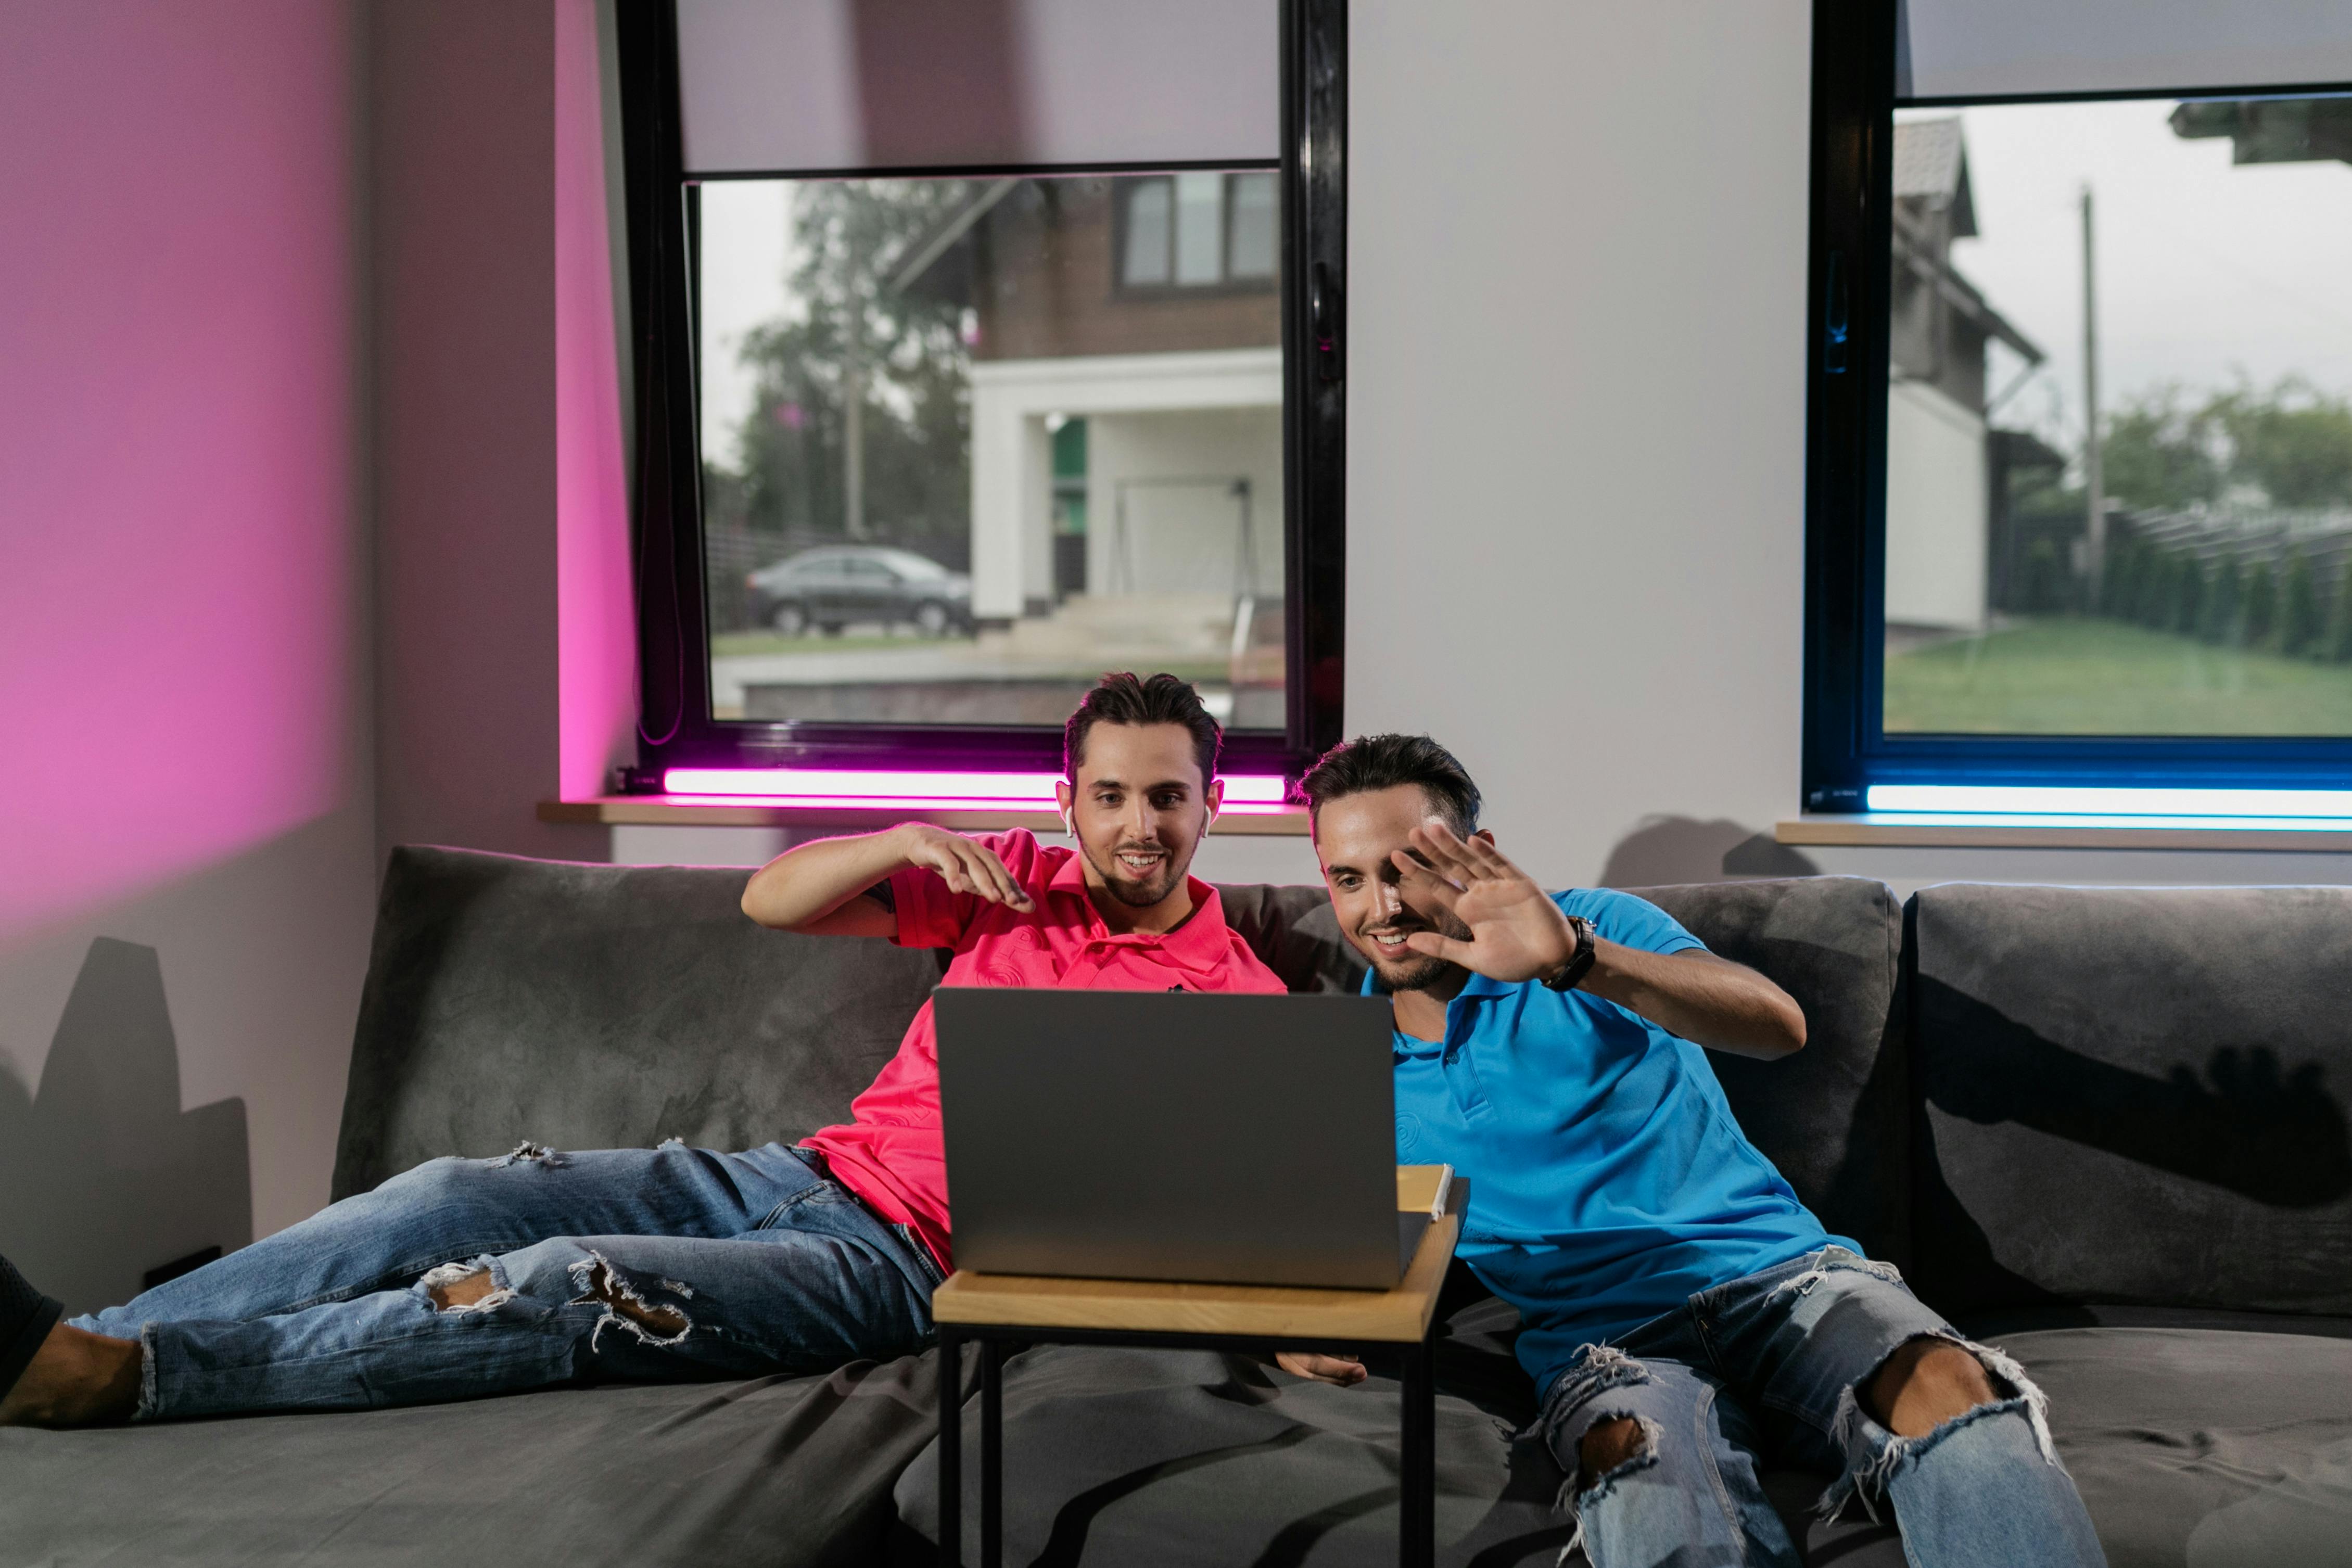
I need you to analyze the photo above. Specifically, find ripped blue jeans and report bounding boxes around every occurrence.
[1540,1246,2106,1568]
[68,1141,941,1421]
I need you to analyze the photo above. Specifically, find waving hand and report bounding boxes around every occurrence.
[1391,823,1578,984]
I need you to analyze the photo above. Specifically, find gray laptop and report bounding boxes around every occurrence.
[935,987,1427,1290]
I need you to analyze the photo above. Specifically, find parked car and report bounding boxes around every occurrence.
[744,545,974,638]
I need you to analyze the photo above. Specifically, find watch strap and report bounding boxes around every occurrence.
[1542,915,1597,992]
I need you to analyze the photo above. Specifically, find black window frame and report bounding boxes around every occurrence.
[614,0,1346,783]
[1802,0,2352,811]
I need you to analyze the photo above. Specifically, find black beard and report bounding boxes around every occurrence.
[1380,950,1460,992]
[1085,843,1183,906]
[1362,909,1471,991]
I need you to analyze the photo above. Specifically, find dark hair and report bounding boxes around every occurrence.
[1063,672,1223,785]
[1295,733,1482,835]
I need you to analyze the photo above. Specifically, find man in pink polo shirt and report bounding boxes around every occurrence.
[743,671,1290,1276]
[4,673,1288,1426]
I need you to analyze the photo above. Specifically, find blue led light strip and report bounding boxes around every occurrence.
[1866,785,2352,821]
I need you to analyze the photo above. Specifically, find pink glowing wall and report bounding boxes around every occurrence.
[0,0,366,942]
[373,0,632,859]
[0,0,380,1270]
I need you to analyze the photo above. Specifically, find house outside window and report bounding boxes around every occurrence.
[700,171,1288,730]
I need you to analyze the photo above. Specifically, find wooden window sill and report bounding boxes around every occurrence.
[1776,814,2352,852]
[541,796,1313,836]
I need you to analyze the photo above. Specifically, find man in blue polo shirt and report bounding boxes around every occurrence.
[1278,735,2104,1568]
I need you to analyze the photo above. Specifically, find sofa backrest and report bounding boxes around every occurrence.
[339,852,1910,1268]
[1220,878,1909,1257]
[1639,877,1909,1264]
[332,847,949,1199]
[1906,882,2352,1320]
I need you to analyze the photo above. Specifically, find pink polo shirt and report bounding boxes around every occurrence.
[800,828,1288,1271]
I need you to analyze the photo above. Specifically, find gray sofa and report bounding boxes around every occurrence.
[5,847,2349,1567]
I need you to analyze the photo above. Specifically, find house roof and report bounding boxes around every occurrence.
[1892,117,1977,238]
[885,179,1019,300]
[2171,97,2352,167]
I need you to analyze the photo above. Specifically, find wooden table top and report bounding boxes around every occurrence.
[931,1166,1463,1344]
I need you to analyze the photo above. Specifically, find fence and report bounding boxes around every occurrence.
[2095,506,2352,660]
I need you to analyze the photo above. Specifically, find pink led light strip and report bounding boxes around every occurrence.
[662,768,1292,807]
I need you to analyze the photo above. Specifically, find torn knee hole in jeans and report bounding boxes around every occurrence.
[1578,1412,1663,1489]
[418,1260,515,1315]
[491,1141,562,1168]
[567,1252,693,1349]
[1818,1334,2062,1523]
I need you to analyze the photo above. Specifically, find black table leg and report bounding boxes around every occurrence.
[938,1325,962,1568]
[981,1338,1005,1568]
[1401,1335,1434,1568]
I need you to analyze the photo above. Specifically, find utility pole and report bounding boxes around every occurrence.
[2081,185,2103,608]
[842,232,867,539]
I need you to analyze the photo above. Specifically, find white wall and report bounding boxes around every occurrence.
[1088,407,1285,598]
[1345,0,1816,889]
[1884,378,1989,631]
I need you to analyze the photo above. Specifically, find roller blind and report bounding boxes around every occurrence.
[1898,0,2352,100]
[676,0,1279,175]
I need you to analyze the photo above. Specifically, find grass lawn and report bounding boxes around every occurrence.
[1884,618,2352,735]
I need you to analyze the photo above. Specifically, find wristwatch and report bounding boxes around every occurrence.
[1541,915,1598,992]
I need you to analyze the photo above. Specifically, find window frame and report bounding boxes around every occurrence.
[1801,0,2352,811]
[613,0,1346,783]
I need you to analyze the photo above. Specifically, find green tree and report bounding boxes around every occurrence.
[2210,378,2352,508]
[2244,558,2279,647]
[2101,387,2222,510]
[2101,539,2139,619]
[730,179,979,545]
[2326,559,2352,663]
[2138,549,2178,629]
[2173,555,2207,636]
[2020,539,2065,614]
[2203,556,2243,644]
[2100,378,2352,513]
[2280,550,2324,656]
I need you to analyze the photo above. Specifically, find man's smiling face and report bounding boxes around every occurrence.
[1312,784,1476,991]
[1059,720,1219,909]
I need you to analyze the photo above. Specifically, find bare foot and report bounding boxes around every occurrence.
[0,1322,142,1427]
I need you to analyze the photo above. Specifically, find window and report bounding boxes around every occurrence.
[617,0,1346,779]
[1803,0,2352,811]
[1116,172,1281,290]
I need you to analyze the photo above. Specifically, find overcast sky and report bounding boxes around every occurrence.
[1923,96,2352,453]
[698,181,798,469]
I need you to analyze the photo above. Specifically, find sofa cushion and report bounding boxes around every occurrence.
[1998,1324,2352,1568]
[0,1350,962,1568]
[1906,883,2352,1319]
[333,847,949,1199]
[885,1273,1909,1567]
[1636,878,1909,1265]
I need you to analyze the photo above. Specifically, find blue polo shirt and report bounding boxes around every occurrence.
[1375,888,1847,1399]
